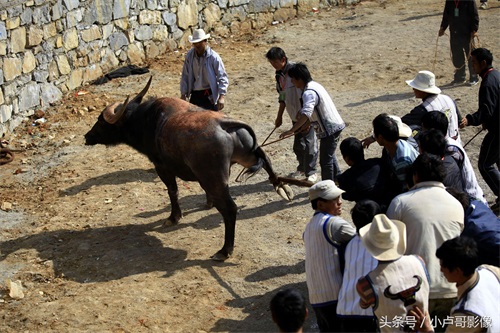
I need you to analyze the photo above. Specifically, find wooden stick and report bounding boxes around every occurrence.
[463,129,484,148]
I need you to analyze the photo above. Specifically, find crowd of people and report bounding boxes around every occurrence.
[178,7,499,332]
[263,45,499,331]
[263,30,499,333]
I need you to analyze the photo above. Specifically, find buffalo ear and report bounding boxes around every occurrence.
[130,76,152,105]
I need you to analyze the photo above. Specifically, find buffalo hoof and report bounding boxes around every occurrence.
[275,184,294,201]
[210,250,231,261]
[205,201,214,210]
[163,215,181,227]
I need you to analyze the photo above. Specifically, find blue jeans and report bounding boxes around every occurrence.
[319,130,343,181]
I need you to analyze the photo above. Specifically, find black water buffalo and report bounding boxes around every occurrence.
[84,77,294,261]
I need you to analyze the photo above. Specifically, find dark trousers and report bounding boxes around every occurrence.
[478,130,500,200]
[313,302,342,333]
[319,130,343,182]
[189,89,217,111]
[450,32,477,82]
[293,125,318,177]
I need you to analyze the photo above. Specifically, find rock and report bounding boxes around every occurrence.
[1,201,12,211]
[34,110,45,119]
[6,279,25,299]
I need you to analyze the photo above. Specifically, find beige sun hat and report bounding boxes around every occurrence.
[309,180,344,201]
[359,214,407,261]
[188,29,210,43]
[406,70,442,95]
[389,115,412,138]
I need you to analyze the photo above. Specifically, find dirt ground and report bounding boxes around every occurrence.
[1,0,499,332]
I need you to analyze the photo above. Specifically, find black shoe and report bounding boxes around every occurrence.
[452,79,466,86]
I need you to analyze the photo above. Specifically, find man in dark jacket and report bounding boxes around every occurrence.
[438,0,479,85]
[338,137,399,211]
[460,48,500,213]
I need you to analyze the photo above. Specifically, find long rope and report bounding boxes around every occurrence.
[434,34,481,75]
[261,133,295,147]
[235,126,279,182]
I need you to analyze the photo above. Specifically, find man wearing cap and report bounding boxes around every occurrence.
[403,70,462,145]
[180,28,229,111]
[304,180,356,332]
[356,214,430,333]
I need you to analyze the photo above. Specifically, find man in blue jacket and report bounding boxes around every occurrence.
[180,29,229,111]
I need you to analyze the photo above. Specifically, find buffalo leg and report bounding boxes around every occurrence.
[155,166,182,225]
[198,177,236,261]
[211,188,237,261]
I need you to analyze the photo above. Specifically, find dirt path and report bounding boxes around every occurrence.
[1,1,499,332]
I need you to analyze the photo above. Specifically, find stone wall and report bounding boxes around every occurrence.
[0,0,357,136]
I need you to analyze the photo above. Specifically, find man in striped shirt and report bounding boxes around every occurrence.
[304,180,356,332]
[337,200,381,332]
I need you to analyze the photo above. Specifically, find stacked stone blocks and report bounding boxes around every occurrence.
[0,0,356,136]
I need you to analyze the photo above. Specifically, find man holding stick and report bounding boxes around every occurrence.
[460,48,500,213]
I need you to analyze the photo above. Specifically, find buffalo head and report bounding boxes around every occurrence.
[84,76,152,146]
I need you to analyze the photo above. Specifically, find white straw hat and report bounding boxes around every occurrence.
[406,70,442,95]
[359,214,407,261]
[188,29,210,43]
[389,115,412,138]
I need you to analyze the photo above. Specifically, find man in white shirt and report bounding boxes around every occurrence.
[386,153,464,330]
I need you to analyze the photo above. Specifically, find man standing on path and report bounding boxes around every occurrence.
[438,0,479,85]
[460,48,500,213]
[280,63,345,182]
[180,29,229,111]
[266,47,318,183]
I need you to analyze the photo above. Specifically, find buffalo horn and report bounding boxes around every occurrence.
[131,76,152,105]
[103,95,130,124]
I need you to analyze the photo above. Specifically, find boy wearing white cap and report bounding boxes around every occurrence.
[356,214,430,333]
[180,28,229,111]
[304,180,356,332]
